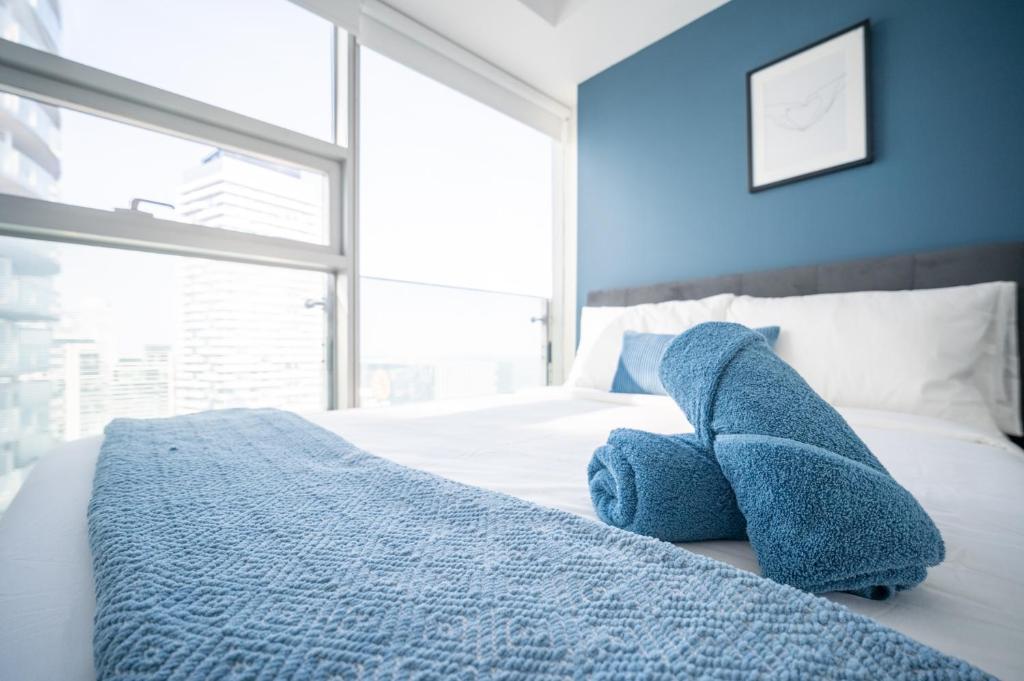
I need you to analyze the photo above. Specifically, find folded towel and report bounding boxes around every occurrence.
[658,322,885,472]
[658,322,945,599]
[587,428,746,542]
[716,434,944,599]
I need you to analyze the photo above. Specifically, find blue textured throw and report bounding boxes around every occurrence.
[611,326,779,395]
[89,409,988,679]
[588,429,745,542]
[657,322,945,599]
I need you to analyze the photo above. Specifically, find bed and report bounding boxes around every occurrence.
[1,243,1022,679]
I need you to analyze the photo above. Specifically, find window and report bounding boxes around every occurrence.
[2,0,338,141]
[0,234,329,512]
[358,50,555,404]
[0,0,347,516]
[0,92,330,243]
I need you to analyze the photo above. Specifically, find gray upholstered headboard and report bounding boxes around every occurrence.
[586,241,1024,437]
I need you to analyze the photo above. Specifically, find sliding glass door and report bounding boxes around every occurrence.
[358,49,555,405]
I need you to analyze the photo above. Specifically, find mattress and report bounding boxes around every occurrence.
[1,387,1022,680]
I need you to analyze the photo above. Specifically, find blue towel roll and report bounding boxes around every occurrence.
[716,434,944,599]
[657,322,945,599]
[658,322,884,473]
[587,429,746,542]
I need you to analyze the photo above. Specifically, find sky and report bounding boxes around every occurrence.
[61,0,334,140]
[23,0,554,356]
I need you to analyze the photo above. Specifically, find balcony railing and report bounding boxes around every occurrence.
[359,277,549,407]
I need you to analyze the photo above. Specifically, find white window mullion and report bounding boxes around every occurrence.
[339,33,361,409]
[0,194,348,272]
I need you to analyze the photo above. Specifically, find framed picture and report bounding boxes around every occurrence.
[747,20,871,192]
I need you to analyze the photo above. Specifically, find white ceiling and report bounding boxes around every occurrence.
[377,0,731,105]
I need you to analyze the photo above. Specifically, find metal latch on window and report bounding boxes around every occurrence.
[114,198,176,216]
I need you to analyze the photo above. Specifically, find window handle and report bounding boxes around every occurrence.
[530,315,548,325]
[129,198,175,213]
[304,298,326,310]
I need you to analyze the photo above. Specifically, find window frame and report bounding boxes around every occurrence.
[0,30,352,407]
[0,39,347,258]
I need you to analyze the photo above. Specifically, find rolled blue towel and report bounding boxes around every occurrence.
[658,322,885,473]
[658,322,945,599]
[716,434,944,599]
[588,429,746,542]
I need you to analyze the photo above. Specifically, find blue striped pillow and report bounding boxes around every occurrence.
[611,326,780,395]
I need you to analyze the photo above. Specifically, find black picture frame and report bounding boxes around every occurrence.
[747,19,873,193]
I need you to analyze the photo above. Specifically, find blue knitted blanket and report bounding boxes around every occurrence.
[89,409,989,680]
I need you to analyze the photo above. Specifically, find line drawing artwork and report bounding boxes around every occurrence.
[765,73,847,131]
[749,21,870,190]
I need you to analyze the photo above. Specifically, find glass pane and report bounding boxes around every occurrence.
[3,0,337,141]
[360,277,547,407]
[0,91,329,244]
[0,234,329,514]
[360,49,554,298]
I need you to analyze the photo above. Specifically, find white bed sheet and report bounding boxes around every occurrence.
[1,387,1022,680]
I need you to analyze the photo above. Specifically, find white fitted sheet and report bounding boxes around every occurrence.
[1,388,1022,680]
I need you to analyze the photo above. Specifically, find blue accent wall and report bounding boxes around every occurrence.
[578,0,1024,311]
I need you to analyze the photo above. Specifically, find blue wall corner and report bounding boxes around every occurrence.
[577,0,1024,317]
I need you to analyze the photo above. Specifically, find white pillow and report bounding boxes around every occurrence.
[567,293,734,390]
[567,305,625,387]
[726,282,1020,436]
